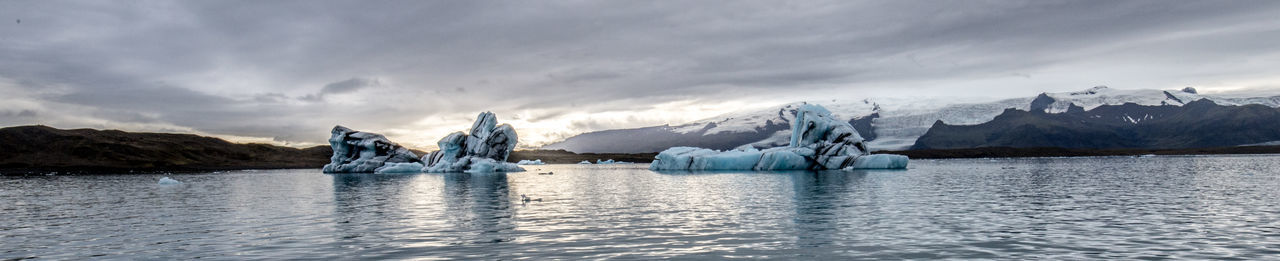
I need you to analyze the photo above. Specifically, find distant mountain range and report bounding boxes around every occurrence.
[0,125,332,173]
[913,99,1280,149]
[542,105,798,153]
[7,85,1280,174]
[542,86,1280,153]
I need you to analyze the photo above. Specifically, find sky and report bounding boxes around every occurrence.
[3,0,1280,150]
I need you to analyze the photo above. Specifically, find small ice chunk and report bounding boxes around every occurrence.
[516,159,546,165]
[158,177,182,185]
[595,159,633,164]
[578,160,592,164]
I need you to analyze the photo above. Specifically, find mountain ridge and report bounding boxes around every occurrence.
[542,86,1280,153]
[911,99,1280,150]
[0,125,332,174]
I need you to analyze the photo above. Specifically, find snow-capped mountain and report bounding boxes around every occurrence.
[914,99,1280,150]
[541,86,1280,153]
[868,86,1278,150]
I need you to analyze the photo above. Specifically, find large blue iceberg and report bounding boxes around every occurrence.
[649,104,908,171]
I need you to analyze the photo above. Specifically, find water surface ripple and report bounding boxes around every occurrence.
[4,155,1280,259]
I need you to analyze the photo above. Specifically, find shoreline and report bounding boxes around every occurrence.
[0,166,323,176]
[881,145,1280,159]
[6,146,1279,175]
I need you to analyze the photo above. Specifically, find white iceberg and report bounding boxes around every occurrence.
[158,177,182,185]
[421,112,525,173]
[323,126,422,173]
[649,104,908,171]
[516,159,546,165]
[596,159,632,164]
[578,160,592,164]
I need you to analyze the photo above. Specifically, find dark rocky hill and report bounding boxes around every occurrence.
[912,100,1280,150]
[0,125,331,174]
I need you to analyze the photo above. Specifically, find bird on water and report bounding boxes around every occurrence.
[521,194,542,202]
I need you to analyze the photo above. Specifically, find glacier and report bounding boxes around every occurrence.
[649,104,908,171]
[322,125,422,173]
[421,112,524,173]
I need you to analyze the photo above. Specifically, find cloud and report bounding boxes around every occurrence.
[0,110,37,118]
[2,0,1280,147]
[321,77,379,94]
[300,77,381,101]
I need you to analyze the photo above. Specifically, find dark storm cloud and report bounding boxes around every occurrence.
[2,0,1279,145]
[1,110,37,118]
[320,78,379,95]
[300,77,381,101]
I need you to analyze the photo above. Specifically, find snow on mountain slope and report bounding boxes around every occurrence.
[866,96,1035,150]
[851,86,1279,150]
[671,100,880,135]
[1039,86,1280,112]
[542,86,1280,153]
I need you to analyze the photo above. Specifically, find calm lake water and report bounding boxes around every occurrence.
[4,155,1280,259]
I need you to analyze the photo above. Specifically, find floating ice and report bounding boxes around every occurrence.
[650,104,908,170]
[374,162,426,173]
[578,160,592,164]
[422,112,525,173]
[841,154,909,170]
[596,159,632,164]
[516,159,546,165]
[323,126,421,173]
[461,158,525,173]
[158,177,182,185]
[649,146,811,170]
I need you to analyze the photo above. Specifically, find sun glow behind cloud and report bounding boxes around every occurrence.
[376,99,784,151]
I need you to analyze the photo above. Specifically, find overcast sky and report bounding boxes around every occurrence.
[3,0,1280,149]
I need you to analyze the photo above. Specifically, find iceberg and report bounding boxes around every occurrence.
[516,159,546,165]
[323,126,422,173]
[596,159,632,164]
[578,160,592,164]
[649,104,908,171]
[421,112,525,173]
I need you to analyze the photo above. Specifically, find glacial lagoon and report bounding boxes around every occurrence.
[4,155,1280,259]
